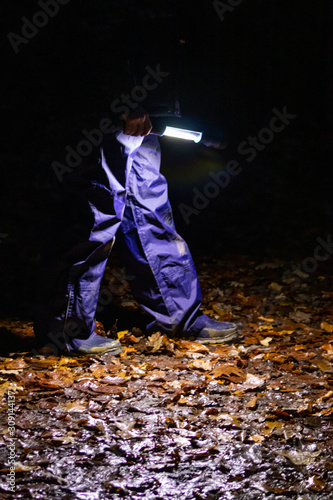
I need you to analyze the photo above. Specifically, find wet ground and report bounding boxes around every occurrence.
[0,256,333,499]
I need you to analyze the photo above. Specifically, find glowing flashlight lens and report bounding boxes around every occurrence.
[162,126,203,143]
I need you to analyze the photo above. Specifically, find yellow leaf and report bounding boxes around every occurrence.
[258,316,274,323]
[250,434,265,443]
[260,337,273,346]
[262,421,283,435]
[314,407,333,417]
[277,330,295,336]
[117,330,129,340]
[120,347,136,356]
[178,397,195,405]
[316,390,333,403]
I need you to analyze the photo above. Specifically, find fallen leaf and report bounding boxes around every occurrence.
[321,322,333,333]
[268,282,283,291]
[176,340,209,353]
[311,357,333,373]
[260,337,273,346]
[250,434,265,443]
[117,330,129,340]
[258,316,275,323]
[305,476,326,491]
[320,344,333,358]
[65,401,88,413]
[262,421,283,436]
[316,390,333,403]
[314,407,333,417]
[289,311,311,323]
[243,373,266,390]
[246,397,258,409]
[4,359,28,370]
[52,431,76,445]
[276,449,320,465]
[210,364,245,380]
[190,359,212,371]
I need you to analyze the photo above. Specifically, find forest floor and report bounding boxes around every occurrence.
[0,255,333,500]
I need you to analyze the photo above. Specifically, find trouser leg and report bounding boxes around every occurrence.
[117,134,203,335]
[34,133,143,351]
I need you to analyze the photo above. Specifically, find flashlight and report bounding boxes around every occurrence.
[154,124,227,149]
[160,126,203,143]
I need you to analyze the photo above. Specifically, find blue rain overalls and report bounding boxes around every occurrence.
[34,131,205,351]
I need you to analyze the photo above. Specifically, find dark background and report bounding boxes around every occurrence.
[0,0,332,317]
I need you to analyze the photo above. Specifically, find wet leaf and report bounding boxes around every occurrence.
[65,401,88,413]
[242,373,266,390]
[276,449,321,465]
[305,476,326,491]
[190,359,212,371]
[210,364,245,380]
[262,421,283,435]
[246,396,258,409]
[52,431,76,445]
[250,434,265,443]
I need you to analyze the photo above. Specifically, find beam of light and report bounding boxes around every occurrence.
[161,126,203,143]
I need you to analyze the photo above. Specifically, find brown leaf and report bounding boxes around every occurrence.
[147,332,173,353]
[65,401,88,413]
[74,379,123,394]
[190,359,213,371]
[321,322,333,333]
[311,357,333,373]
[4,358,28,370]
[210,364,245,380]
[246,396,258,409]
[289,311,311,323]
[176,340,209,353]
[147,332,163,352]
[320,344,333,358]
[45,369,75,388]
[305,476,326,492]
[263,421,283,436]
